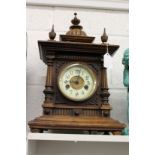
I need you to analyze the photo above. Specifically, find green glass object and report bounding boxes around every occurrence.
[122,48,129,135]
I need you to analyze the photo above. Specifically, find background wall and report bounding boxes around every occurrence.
[26,0,129,131]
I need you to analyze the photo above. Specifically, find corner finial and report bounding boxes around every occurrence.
[49,24,56,40]
[101,28,108,43]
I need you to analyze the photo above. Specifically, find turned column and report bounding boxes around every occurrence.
[43,58,55,115]
[100,62,111,117]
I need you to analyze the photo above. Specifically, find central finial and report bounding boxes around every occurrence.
[60,12,95,43]
[64,12,86,36]
[71,12,80,26]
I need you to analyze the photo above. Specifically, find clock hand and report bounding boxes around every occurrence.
[76,68,82,83]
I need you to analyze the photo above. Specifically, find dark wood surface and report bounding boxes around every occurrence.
[59,35,95,43]
[38,40,119,64]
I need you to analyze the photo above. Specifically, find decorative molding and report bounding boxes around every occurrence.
[26,0,129,12]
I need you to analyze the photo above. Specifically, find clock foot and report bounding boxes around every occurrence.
[88,130,91,134]
[30,128,43,133]
[43,108,50,115]
[104,131,110,135]
[111,131,122,135]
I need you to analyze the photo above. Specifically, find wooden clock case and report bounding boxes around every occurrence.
[28,13,125,135]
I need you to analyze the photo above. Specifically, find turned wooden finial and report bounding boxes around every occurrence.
[101,28,108,43]
[71,12,80,25]
[49,24,56,40]
[65,12,87,36]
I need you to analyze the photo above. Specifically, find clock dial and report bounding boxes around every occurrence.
[58,63,97,101]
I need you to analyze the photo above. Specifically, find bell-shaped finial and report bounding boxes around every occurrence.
[49,24,56,40]
[101,28,108,43]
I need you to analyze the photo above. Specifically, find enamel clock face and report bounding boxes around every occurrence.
[58,63,97,101]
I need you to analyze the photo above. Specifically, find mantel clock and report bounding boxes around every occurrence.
[28,13,126,134]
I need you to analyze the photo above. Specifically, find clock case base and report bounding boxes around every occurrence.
[29,115,125,135]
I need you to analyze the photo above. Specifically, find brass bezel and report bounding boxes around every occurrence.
[57,63,98,102]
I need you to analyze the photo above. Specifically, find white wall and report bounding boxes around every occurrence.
[26,0,129,131]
